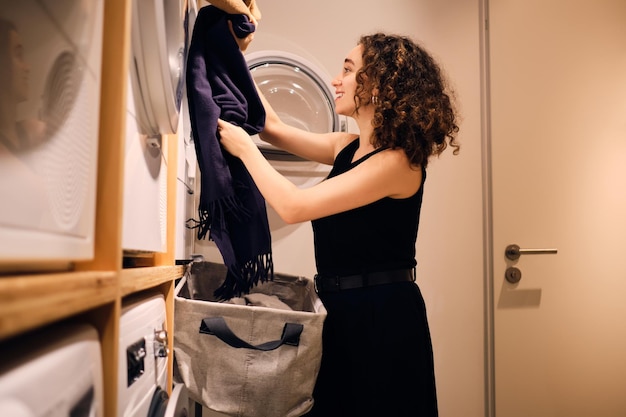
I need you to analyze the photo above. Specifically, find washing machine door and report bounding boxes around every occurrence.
[147,384,188,417]
[130,0,192,136]
[246,51,341,161]
[0,324,104,417]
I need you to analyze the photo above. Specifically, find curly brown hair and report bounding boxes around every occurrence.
[355,33,460,167]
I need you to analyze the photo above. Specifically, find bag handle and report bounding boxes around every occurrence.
[199,317,303,351]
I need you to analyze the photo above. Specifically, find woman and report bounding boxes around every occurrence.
[218,33,459,416]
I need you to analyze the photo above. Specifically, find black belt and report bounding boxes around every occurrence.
[314,268,415,294]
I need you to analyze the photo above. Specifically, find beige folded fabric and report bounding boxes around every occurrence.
[225,293,293,311]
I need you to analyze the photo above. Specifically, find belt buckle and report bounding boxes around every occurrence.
[313,274,341,294]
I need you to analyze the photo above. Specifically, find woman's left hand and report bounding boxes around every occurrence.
[217,119,255,159]
[227,20,255,52]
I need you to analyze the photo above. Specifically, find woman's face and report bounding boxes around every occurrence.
[9,29,29,103]
[331,44,363,117]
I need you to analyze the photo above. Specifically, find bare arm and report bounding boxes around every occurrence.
[217,119,422,224]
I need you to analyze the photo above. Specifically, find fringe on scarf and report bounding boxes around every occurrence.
[186,192,274,300]
[213,252,274,300]
[191,194,250,241]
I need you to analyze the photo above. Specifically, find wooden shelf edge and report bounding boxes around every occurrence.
[120,265,184,297]
[0,270,118,341]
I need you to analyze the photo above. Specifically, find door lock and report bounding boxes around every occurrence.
[505,267,522,284]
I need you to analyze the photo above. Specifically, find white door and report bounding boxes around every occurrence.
[490,0,626,416]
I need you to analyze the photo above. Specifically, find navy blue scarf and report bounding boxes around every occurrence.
[186,5,272,299]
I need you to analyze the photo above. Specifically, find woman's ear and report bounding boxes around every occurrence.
[370,87,380,105]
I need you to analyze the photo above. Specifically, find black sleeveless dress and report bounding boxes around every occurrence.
[307,139,438,417]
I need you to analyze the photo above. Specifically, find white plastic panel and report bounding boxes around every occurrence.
[0,0,104,268]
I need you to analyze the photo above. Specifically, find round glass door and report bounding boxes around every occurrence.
[246,51,339,161]
[130,0,190,135]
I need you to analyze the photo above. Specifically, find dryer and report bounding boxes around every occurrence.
[245,50,344,189]
[0,0,104,270]
[0,323,104,417]
[122,0,195,255]
[118,293,188,417]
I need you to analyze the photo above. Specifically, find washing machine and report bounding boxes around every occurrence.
[122,0,195,255]
[118,292,188,417]
[0,0,104,270]
[0,323,104,417]
[245,50,344,189]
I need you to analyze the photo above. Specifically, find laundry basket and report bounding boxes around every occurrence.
[174,260,326,417]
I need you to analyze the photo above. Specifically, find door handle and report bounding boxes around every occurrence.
[505,244,558,261]
[504,244,558,283]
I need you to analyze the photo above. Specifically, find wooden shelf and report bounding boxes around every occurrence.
[0,1,185,415]
[121,265,184,297]
[0,270,118,341]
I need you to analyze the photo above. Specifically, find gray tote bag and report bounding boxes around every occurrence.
[174,261,327,417]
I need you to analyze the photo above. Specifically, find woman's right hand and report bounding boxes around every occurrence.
[217,119,257,159]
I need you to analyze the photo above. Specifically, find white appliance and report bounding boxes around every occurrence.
[0,323,104,417]
[118,293,188,417]
[245,50,342,189]
[122,0,194,254]
[0,0,104,270]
